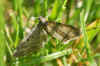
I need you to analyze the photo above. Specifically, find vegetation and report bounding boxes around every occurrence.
[0,0,100,66]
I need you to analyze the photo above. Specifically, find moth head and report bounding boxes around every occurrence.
[38,16,48,25]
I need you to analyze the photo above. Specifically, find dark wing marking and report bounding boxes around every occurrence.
[13,22,47,57]
[45,22,80,44]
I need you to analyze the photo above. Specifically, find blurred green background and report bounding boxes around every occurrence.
[0,0,100,66]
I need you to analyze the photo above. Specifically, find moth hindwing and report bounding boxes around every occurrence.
[13,17,80,57]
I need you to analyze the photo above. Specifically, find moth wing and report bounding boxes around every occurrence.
[13,24,47,57]
[45,22,80,43]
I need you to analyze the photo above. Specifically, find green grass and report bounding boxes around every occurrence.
[0,0,100,66]
[0,2,6,66]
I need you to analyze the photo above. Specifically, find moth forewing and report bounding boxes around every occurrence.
[45,22,80,44]
[13,22,47,57]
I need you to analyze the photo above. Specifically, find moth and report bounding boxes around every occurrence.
[13,17,80,57]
